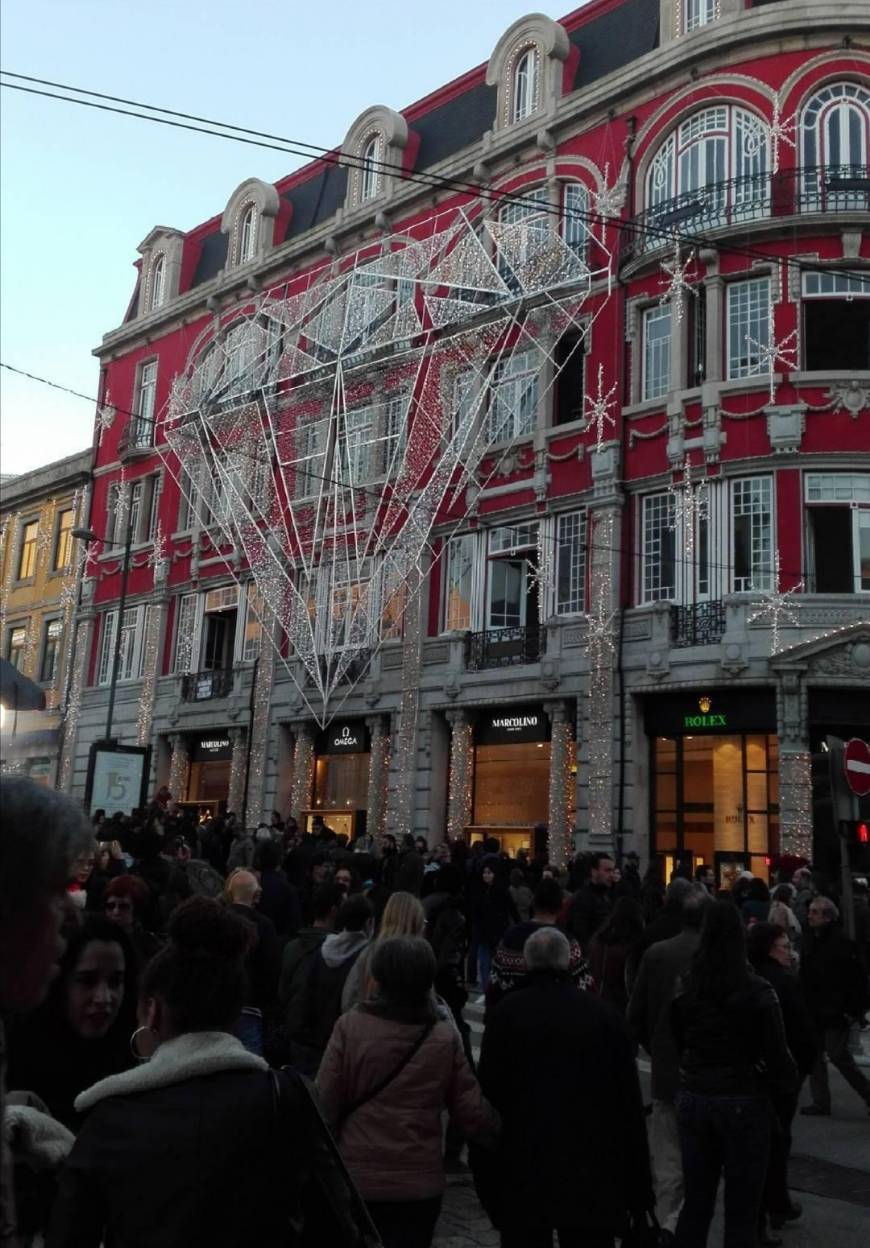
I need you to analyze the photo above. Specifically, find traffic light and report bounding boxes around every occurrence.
[858,822,869,846]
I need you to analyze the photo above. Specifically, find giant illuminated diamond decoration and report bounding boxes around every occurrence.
[158,205,612,724]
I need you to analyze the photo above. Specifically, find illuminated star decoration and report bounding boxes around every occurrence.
[748,552,803,654]
[746,101,796,176]
[584,363,617,451]
[659,245,696,323]
[667,457,708,566]
[96,392,116,437]
[592,162,625,222]
[745,290,798,403]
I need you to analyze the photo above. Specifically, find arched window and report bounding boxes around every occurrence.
[238,204,257,263]
[360,135,381,202]
[802,82,870,171]
[644,105,767,242]
[512,47,538,123]
[150,254,166,310]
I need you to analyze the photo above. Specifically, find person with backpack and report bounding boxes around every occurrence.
[290,895,374,1077]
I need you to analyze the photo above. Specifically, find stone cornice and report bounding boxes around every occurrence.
[94,3,870,360]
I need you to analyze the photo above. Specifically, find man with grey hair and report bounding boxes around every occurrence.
[626,882,712,1233]
[1,776,93,1243]
[478,908,652,1246]
[800,893,870,1116]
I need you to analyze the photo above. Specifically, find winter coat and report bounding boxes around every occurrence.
[226,903,281,1013]
[256,869,302,938]
[471,883,517,950]
[478,970,653,1235]
[486,920,594,1020]
[799,924,870,1029]
[626,928,700,1102]
[316,999,498,1201]
[586,935,636,1016]
[753,956,820,1079]
[394,848,424,896]
[672,973,797,1099]
[508,884,534,923]
[46,1032,308,1248]
[295,931,370,1055]
[422,891,467,975]
[565,883,613,948]
[278,926,328,1017]
[226,834,256,873]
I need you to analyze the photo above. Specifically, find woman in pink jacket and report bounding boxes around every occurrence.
[317,935,499,1248]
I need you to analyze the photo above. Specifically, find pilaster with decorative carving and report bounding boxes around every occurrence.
[445,709,474,841]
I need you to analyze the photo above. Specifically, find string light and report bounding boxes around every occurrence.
[584,363,618,452]
[136,604,162,746]
[659,244,696,324]
[446,710,474,842]
[586,508,617,847]
[168,734,190,802]
[547,706,575,868]
[779,751,813,862]
[749,551,803,654]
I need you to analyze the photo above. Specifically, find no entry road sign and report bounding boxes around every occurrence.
[843,738,870,798]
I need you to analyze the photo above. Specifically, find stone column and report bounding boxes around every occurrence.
[390,564,422,839]
[58,575,96,792]
[546,701,574,868]
[289,722,316,822]
[775,669,813,862]
[137,592,168,748]
[227,727,247,817]
[366,714,390,843]
[245,624,276,825]
[167,732,190,804]
[445,709,474,841]
[586,504,619,850]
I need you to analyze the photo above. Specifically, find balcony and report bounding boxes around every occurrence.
[621,166,870,264]
[465,625,542,671]
[118,418,155,460]
[671,601,727,648]
[181,668,233,701]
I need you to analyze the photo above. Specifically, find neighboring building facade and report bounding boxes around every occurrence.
[69,0,870,878]
[0,450,91,784]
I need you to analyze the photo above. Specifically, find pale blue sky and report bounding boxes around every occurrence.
[0,0,574,475]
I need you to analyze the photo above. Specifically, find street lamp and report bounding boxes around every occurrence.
[73,495,135,744]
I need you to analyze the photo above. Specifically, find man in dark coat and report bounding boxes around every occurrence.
[226,870,281,1054]
[394,833,425,896]
[799,895,870,1116]
[478,927,653,1247]
[626,884,710,1233]
[565,852,615,948]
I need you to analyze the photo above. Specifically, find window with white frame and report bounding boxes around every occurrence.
[511,46,539,123]
[443,533,476,631]
[450,370,477,444]
[238,204,257,263]
[40,618,62,683]
[379,561,406,641]
[383,397,407,473]
[293,416,328,498]
[7,625,27,672]
[562,182,589,256]
[150,255,166,311]
[642,305,672,400]
[727,277,770,379]
[239,584,264,662]
[498,186,549,286]
[132,360,157,448]
[801,83,870,183]
[173,593,198,673]
[802,269,870,372]
[805,472,870,593]
[322,560,371,651]
[732,476,772,591]
[360,135,382,202]
[486,523,537,630]
[645,105,767,236]
[683,0,716,34]
[641,493,676,602]
[555,511,587,614]
[487,349,539,442]
[97,605,151,685]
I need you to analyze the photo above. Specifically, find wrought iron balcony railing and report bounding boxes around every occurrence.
[181,668,233,701]
[118,418,155,457]
[670,600,727,648]
[465,625,542,671]
[621,166,870,262]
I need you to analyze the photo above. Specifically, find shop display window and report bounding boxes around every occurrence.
[473,741,551,827]
[314,753,370,810]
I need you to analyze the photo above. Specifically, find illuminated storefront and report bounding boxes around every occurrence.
[305,719,371,840]
[467,705,552,857]
[183,733,233,818]
[647,690,779,886]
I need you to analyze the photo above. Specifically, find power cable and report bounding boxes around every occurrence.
[1,360,837,587]
[2,71,868,284]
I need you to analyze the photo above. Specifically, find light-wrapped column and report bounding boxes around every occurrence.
[58,577,96,792]
[586,507,617,849]
[391,565,422,840]
[227,728,247,817]
[778,751,813,863]
[137,599,166,747]
[167,732,190,804]
[546,701,574,868]
[246,628,276,824]
[446,709,474,841]
[290,722,316,822]
[366,715,390,844]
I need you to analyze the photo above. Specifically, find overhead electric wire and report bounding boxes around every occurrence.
[1,359,830,588]
[1,70,868,284]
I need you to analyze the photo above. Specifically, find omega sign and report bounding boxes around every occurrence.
[320,722,367,754]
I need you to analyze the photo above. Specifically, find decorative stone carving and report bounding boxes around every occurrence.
[766,405,806,454]
[720,642,748,678]
[827,380,870,419]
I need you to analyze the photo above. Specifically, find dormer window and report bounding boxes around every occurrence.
[238,204,257,264]
[150,255,166,311]
[360,135,382,202]
[682,0,717,34]
[512,47,539,123]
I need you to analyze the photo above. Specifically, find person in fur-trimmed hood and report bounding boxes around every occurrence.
[46,899,312,1248]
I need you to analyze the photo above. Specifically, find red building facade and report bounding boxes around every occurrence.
[67,0,870,877]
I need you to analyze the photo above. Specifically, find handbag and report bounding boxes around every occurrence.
[622,1208,672,1247]
[271,1066,384,1248]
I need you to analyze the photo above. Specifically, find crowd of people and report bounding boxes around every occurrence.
[1,776,869,1248]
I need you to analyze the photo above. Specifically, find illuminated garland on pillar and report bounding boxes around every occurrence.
[391,566,422,840]
[227,729,247,816]
[446,709,474,841]
[247,626,276,824]
[366,716,390,843]
[58,615,90,790]
[778,750,814,863]
[290,725,316,821]
[586,507,617,847]
[136,601,164,747]
[546,703,575,868]
[168,733,190,804]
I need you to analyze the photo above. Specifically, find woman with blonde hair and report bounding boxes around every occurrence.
[342,891,424,1010]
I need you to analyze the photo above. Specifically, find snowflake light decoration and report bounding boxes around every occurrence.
[659,245,696,323]
[592,162,625,221]
[746,101,796,176]
[584,363,617,451]
[96,393,116,436]
[748,552,803,654]
[667,457,708,567]
[745,284,798,403]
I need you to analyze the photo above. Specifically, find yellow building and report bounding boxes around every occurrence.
[0,450,91,783]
